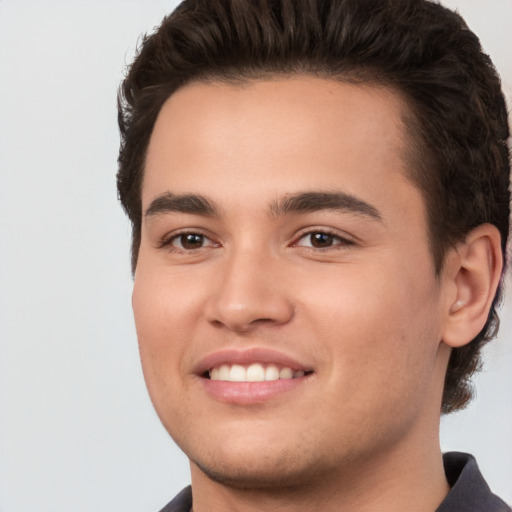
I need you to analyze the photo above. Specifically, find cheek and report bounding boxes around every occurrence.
[299,261,442,393]
[131,268,198,393]
[133,261,206,340]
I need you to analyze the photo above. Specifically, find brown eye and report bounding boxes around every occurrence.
[181,234,204,249]
[309,232,334,248]
[171,233,210,250]
[294,230,354,250]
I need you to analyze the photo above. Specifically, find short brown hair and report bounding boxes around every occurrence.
[117,0,510,413]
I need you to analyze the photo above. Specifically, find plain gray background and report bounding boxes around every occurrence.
[0,1,510,511]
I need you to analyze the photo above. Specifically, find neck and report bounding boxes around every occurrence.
[189,430,450,512]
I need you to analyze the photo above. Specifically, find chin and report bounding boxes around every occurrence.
[186,437,339,491]
[192,456,321,490]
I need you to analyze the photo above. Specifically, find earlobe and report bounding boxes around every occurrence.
[442,224,503,348]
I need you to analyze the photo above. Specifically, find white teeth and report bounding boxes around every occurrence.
[247,363,265,382]
[209,363,307,382]
[279,367,293,379]
[229,364,246,382]
[265,364,280,381]
[218,364,230,380]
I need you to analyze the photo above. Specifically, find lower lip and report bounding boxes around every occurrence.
[201,376,310,404]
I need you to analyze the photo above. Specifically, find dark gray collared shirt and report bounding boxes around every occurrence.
[437,452,510,511]
[158,452,511,512]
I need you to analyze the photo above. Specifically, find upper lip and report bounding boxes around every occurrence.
[194,347,312,376]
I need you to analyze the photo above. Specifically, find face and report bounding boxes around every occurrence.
[133,77,452,488]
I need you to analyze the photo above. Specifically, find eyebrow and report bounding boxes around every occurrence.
[269,191,383,221]
[144,190,382,223]
[144,192,219,219]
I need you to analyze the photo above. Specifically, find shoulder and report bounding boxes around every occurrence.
[437,452,511,512]
[158,486,192,512]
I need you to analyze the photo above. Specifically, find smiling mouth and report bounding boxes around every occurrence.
[207,363,312,382]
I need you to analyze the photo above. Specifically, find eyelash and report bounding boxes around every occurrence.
[159,230,217,252]
[292,229,355,250]
[159,228,355,253]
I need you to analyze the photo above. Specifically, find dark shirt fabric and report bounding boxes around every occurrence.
[438,452,510,512]
[158,486,192,512]
[158,452,510,512]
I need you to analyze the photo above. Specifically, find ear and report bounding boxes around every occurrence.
[442,224,503,348]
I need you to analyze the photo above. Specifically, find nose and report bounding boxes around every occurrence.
[204,249,295,333]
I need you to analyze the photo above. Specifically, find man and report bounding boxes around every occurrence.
[116,0,511,510]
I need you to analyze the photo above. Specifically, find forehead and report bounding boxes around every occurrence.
[143,77,414,210]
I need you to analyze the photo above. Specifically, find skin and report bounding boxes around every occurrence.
[133,77,501,512]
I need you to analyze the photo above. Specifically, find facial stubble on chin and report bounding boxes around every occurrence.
[189,443,340,492]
